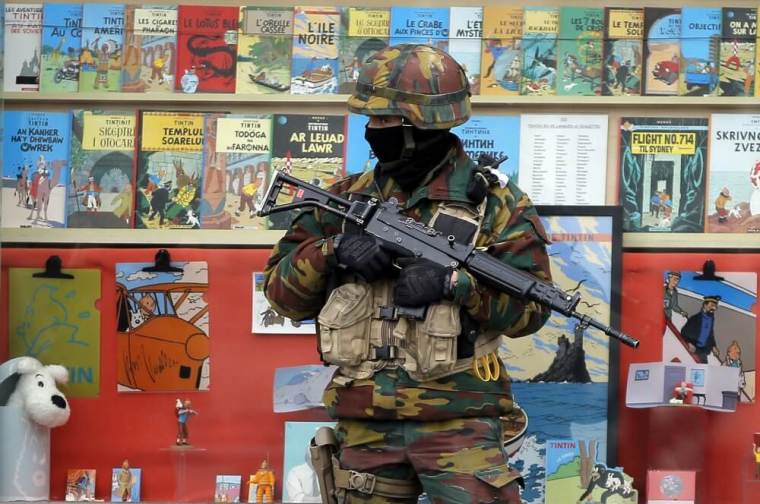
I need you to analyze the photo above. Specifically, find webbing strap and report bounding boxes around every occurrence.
[332,457,421,499]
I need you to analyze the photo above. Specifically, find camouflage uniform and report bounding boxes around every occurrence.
[264,45,552,504]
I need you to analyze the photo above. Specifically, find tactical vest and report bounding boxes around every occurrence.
[317,198,503,382]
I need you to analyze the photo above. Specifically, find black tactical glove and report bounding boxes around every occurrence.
[394,258,453,307]
[333,234,391,283]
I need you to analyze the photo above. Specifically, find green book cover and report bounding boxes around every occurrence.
[557,7,603,95]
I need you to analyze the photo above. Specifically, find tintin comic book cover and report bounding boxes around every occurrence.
[236,6,292,94]
[602,7,643,96]
[121,5,177,93]
[338,7,388,94]
[643,8,681,96]
[619,117,707,232]
[719,7,756,96]
[480,6,522,96]
[40,3,82,93]
[66,110,136,228]
[290,5,340,95]
[557,7,603,96]
[521,6,560,96]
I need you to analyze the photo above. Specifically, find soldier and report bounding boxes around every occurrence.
[264,44,552,504]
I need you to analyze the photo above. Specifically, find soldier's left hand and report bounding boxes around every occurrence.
[393,258,454,307]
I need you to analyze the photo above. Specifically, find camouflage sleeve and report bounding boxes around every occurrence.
[450,188,552,338]
[262,177,355,321]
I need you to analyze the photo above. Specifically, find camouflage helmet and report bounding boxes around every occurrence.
[347,44,471,130]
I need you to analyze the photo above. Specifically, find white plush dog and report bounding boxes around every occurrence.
[0,356,71,501]
[3,356,70,427]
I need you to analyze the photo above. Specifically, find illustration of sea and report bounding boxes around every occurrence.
[501,214,612,382]
[511,382,609,503]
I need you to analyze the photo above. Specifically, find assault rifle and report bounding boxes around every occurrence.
[258,171,639,348]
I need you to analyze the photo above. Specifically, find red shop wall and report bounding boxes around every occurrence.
[3,247,759,503]
[0,247,330,502]
[618,252,760,504]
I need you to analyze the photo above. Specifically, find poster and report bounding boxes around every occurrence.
[252,272,316,335]
[273,364,336,413]
[661,270,756,403]
[707,114,760,233]
[110,466,141,502]
[115,261,210,392]
[518,114,608,205]
[8,268,101,397]
[501,207,620,503]
[283,421,336,503]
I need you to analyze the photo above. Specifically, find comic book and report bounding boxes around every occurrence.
[707,113,760,233]
[204,114,272,230]
[111,466,141,502]
[338,7,389,94]
[175,5,238,94]
[80,3,124,92]
[452,115,521,182]
[283,422,336,503]
[135,111,204,229]
[215,475,241,503]
[65,469,96,501]
[557,7,603,96]
[602,7,644,96]
[720,8,756,96]
[643,8,681,96]
[40,3,82,93]
[3,4,42,92]
[268,114,345,229]
[344,112,373,175]
[521,6,560,96]
[252,272,315,334]
[1,111,71,228]
[290,5,341,95]
[480,7,523,96]
[679,7,721,96]
[619,117,708,233]
[66,110,136,229]
[236,7,293,94]
[449,7,482,95]
[121,5,177,93]
[389,6,449,51]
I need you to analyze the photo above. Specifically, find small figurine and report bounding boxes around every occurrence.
[670,381,694,404]
[754,443,760,479]
[249,460,276,503]
[175,398,198,445]
[116,459,134,502]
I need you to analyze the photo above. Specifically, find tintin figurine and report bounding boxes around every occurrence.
[249,460,275,503]
[754,442,760,479]
[175,398,198,445]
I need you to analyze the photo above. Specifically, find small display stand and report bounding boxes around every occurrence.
[160,445,208,502]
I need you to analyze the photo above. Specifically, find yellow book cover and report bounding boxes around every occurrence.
[346,7,389,38]
[481,7,522,95]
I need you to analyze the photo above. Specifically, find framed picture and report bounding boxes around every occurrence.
[499,205,623,503]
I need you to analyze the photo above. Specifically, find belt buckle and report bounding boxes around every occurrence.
[348,471,376,494]
[370,345,399,361]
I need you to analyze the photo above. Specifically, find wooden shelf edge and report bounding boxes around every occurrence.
[1,228,757,249]
[0,228,286,246]
[6,92,760,107]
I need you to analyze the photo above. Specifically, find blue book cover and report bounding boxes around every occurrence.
[111,466,141,502]
[80,3,125,92]
[452,115,521,183]
[40,3,83,92]
[679,7,721,96]
[345,113,373,175]
[521,6,560,95]
[2,111,72,228]
[389,7,449,51]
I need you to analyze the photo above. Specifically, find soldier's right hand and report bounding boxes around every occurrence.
[333,234,391,283]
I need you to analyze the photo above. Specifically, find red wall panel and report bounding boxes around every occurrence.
[0,247,329,502]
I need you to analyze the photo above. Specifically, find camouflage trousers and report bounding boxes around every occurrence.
[334,416,522,504]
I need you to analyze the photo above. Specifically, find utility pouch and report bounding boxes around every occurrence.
[318,283,373,366]
[412,302,461,378]
[310,427,339,504]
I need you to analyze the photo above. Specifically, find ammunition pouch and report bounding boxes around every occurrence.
[310,427,422,503]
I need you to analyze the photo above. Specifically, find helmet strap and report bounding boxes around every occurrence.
[400,119,416,161]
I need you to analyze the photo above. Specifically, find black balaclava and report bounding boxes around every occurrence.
[364,121,455,192]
